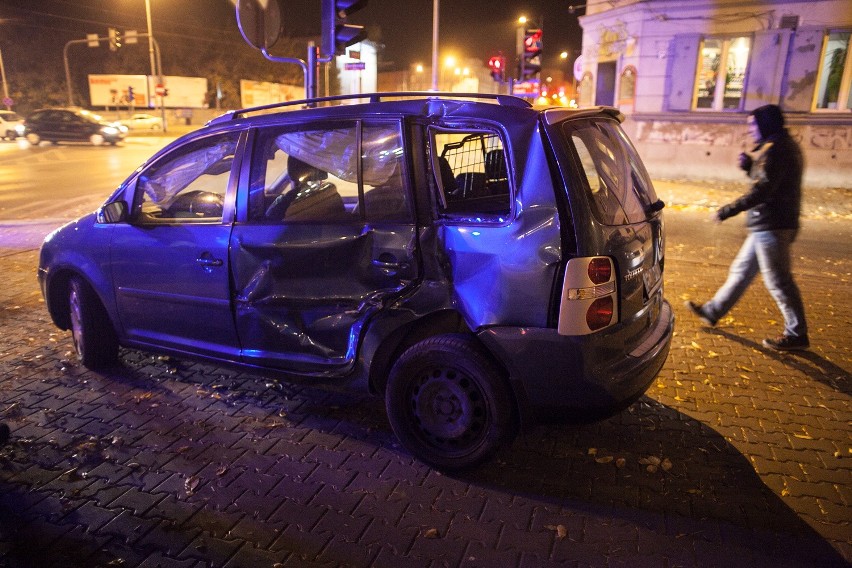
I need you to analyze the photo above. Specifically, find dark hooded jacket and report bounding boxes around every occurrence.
[717,104,804,231]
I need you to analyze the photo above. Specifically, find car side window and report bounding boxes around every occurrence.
[133,131,239,223]
[566,121,649,226]
[248,120,410,224]
[430,127,511,219]
[360,122,411,222]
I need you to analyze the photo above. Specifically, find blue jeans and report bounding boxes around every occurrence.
[704,229,808,338]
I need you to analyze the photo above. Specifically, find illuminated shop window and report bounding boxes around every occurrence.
[694,36,750,111]
[814,31,852,111]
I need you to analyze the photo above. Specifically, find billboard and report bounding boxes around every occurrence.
[88,75,208,108]
[240,80,303,108]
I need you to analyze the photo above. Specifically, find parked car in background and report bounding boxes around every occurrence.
[19,108,127,146]
[38,92,673,470]
[0,111,24,140]
[118,113,164,131]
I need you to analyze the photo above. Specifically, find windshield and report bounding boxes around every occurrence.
[562,119,659,226]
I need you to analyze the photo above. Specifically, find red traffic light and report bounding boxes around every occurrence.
[488,56,503,70]
[524,29,542,53]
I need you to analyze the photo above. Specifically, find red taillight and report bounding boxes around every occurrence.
[586,296,614,330]
[587,257,612,284]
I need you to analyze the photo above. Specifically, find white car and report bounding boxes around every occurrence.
[0,111,24,140]
[118,113,163,131]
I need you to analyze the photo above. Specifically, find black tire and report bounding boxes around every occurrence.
[68,276,119,369]
[385,334,517,471]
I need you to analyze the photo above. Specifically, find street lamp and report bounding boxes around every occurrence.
[431,0,439,90]
[142,0,166,131]
[0,48,9,110]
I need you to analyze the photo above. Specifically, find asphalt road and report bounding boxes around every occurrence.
[0,140,849,567]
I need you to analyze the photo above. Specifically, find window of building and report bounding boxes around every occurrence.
[618,65,637,108]
[694,36,751,111]
[814,31,852,111]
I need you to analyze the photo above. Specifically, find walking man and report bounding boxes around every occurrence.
[686,104,809,351]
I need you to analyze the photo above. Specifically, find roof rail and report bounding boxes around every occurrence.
[208,91,532,125]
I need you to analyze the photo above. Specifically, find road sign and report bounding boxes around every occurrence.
[344,61,366,71]
[155,84,166,96]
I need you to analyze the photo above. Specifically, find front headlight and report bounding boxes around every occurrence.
[118,125,129,133]
[15,124,25,135]
[101,126,119,135]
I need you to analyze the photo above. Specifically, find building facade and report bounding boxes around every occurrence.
[577,0,852,187]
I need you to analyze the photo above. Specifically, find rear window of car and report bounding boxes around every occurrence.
[562,120,659,226]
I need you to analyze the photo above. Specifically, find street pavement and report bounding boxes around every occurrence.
[0,181,849,567]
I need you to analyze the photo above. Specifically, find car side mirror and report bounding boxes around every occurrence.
[97,200,127,224]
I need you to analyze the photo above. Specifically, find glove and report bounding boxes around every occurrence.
[715,204,734,222]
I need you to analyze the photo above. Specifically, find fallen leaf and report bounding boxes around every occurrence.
[690,341,701,349]
[615,458,626,468]
[587,448,598,456]
[185,475,201,495]
[595,456,614,464]
[793,433,813,440]
[661,458,673,471]
[544,524,568,540]
[423,528,440,539]
[216,465,228,476]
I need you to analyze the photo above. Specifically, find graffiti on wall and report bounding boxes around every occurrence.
[809,126,851,151]
[635,121,852,152]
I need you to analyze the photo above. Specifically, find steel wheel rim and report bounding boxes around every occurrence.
[408,366,487,452]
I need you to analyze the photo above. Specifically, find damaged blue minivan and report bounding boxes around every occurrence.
[38,93,673,470]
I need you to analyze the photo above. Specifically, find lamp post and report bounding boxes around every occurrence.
[431,0,439,90]
[0,48,10,110]
[143,0,166,131]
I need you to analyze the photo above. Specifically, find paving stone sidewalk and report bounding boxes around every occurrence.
[0,198,849,567]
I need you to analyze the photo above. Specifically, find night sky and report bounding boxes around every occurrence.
[1,0,584,72]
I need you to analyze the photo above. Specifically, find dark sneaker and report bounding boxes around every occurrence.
[685,301,717,327]
[763,335,809,351]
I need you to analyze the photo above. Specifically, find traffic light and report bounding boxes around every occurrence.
[519,28,542,81]
[322,0,368,57]
[488,56,506,82]
[108,28,122,51]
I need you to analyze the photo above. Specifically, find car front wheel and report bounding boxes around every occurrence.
[68,276,119,369]
[385,334,517,471]
[90,134,105,146]
[25,133,40,146]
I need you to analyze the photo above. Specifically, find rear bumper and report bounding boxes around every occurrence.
[478,300,673,422]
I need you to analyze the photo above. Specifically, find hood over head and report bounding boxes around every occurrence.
[751,104,785,140]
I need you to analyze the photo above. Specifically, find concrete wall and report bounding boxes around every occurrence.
[624,115,852,188]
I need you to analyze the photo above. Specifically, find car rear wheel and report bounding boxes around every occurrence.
[385,334,517,471]
[68,276,119,369]
[25,133,40,145]
[90,133,105,146]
